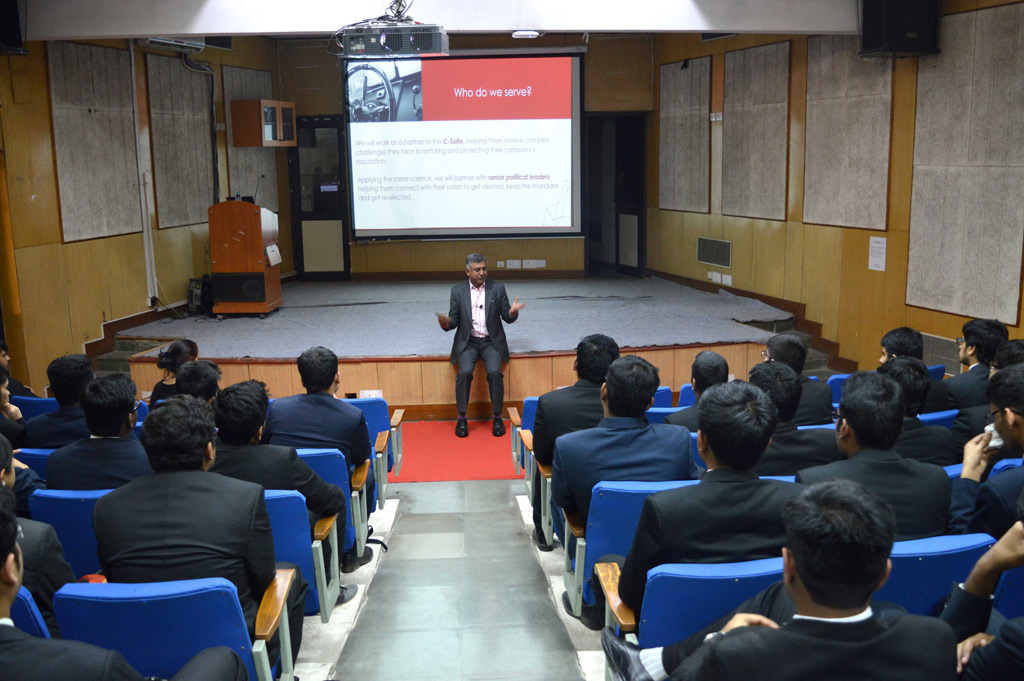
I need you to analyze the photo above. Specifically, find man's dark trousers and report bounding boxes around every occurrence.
[456,336,503,415]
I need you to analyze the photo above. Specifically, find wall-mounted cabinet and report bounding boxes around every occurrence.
[230,99,297,147]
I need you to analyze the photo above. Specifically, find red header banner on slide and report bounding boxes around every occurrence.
[421,56,572,121]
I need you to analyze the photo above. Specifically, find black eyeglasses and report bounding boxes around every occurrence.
[990,407,1023,418]
[831,408,842,421]
[956,337,965,346]
[761,350,772,361]
[211,427,219,441]
[131,399,142,414]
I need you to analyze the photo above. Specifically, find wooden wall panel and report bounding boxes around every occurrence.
[106,234,149,320]
[749,219,787,298]
[247,363,300,399]
[421,361,455,404]
[130,362,164,400]
[153,224,193,304]
[378,361,423,405]
[632,349,677,389]
[276,40,343,116]
[219,363,251,388]
[337,362,379,396]
[510,356,553,401]
[837,230,887,368]
[585,35,654,112]
[14,244,73,389]
[888,58,918,233]
[551,355,577,389]
[62,238,110,347]
[353,238,585,274]
[799,224,843,340]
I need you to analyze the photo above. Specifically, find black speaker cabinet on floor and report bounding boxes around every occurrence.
[0,0,27,56]
[860,0,941,58]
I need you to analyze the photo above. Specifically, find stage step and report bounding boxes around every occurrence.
[95,349,135,374]
[113,337,164,354]
[745,319,796,334]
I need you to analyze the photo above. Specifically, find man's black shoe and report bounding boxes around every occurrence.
[602,627,654,681]
[532,528,553,552]
[492,416,506,437]
[561,590,603,630]
[341,546,374,573]
[455,417,469,438]
[336,584,358,605]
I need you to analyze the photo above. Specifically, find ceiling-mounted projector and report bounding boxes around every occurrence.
[339,21,448,58]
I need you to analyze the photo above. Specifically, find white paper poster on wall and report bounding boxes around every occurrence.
[868,237,886,272]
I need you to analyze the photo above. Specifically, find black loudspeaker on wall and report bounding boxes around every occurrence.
[0,0,27,56]
[860,0,941,58]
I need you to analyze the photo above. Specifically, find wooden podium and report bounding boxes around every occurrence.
[208,200,283,316]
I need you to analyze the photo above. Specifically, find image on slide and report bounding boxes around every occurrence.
[346,60,423,123]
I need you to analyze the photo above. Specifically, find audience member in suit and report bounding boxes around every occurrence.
[530,334,619,550]
[24,354,93,449]
[763,334,832,426]
[148,338,198,404]
[603,479,957,681]
[1,436,42,520]
[436,253,525,437]
[879,326,948,413]
[947,319,1008,410]
[0,367,27,449]
[0,493,246,681]
[796,372,951,540]
[46,374,152,491]
[617,380,804,612]
[210,380,361,587]
[941,516,1024,680]
[174,359,221,403]
[262,346,375,567]
[664,351,729,433]
[877,357,960,466]
[951,363,1024,538]
[94,396,307,666]
[951,340,1024,449]
[0,340,36,398]
[747,362,841,475]
[0,474,74,637]
[551,356,698,623]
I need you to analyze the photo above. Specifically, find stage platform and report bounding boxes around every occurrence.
[122,277,791,418]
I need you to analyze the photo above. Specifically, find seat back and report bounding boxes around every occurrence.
[688,432,705,469]
[677,384,696,408]
[796,424,835,431]
[16,448,53,481]
[341,397,392,471]
[520,396,539,432]
[264,490,319,615]
[927,364,946,381]
[652,386,672,408]
[134,400,149,422]
[944,464,962,480]
[991,458,1023,478]
[28,489,112,577]
[994,566,1024,619]
[582,480,701,603]
[10,395,59,420]
[54,578,258,681]
[875,533,996,615]
[12,586,50,638]
[918,409,958,429]
[645,407,684,424]
[826,373,852,404]
[297,449,356,552]
[638,558,784,648]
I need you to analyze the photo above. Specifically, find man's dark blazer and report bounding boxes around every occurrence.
[922,378,949,414]
[796,448,951,540]
[210,440,346,533]
[0,416,25,449]
[952,405,991,448]
[753,423,841,476]
[550,416,698,525]
[532,379,604,466]
[19,517,76,637]
[664,403,699,432]
[669,610,956,681]
[443,279,516,364]
[791,376,834,426]
[946,363,990,410]
[7,375,36,398]
[262,393,371,468]
[618,468,803,609]
[24,406,90,449]
[46,438,152,491]
[0,625,145,681]
[940,584,1024,680]
[894,417,960,467]
[94,470,275,639]
[949,466,1024,538]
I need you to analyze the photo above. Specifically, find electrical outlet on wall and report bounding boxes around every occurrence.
[506,259,522,269]
[710,271,722,284]
[497,260,505,268]
[523,259,546,269]
[722,274,733,286]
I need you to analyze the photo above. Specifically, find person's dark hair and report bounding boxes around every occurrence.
[46,354,94,406]
[876,357,929,417]
[575,334,620,383]
[176,360,221,402]
[784,479,895,610]
[963,319,1009,365]
[0,339,7,354]
[213,380,270,446]
[987,363,1024,413]
[692,351,729,395]
[838,372,903,450]
[748,361,802,423]
[80,374,138,437]
[604,356,660,418]
[697,380,777,469]
[140,396,216,472]
[0,487,19,572]
[0,365,8,386]
[992,340,1024,373]
[465,253,486,267]
[297,346,338,393]
[766,334,809,374]
[0,485,14,516]
[0,434,12,473]
[156,339,199,375]
[880,327,924,360]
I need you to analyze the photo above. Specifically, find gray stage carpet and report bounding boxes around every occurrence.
[120,278,790,359]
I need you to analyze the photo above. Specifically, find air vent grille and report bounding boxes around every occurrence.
[696,237,732,268]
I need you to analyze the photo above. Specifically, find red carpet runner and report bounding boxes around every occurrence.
[387,419,519,483]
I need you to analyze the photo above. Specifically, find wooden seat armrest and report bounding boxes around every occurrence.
[350,460,370,492]
[595,562,636,633]
[390,409,405,428]
[374,431,389,456]
[313,514,338,542]
[508,407,521,428]
[564,509,586,538]
[537,462,553,479]
[520,430,533,452]
[255,568,295,641]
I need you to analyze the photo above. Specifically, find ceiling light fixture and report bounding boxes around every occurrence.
[511,30,543,39]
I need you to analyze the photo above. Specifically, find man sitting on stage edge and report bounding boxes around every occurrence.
[664,351,729,432]
[437,253,525,438]
[602,479,957,681]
